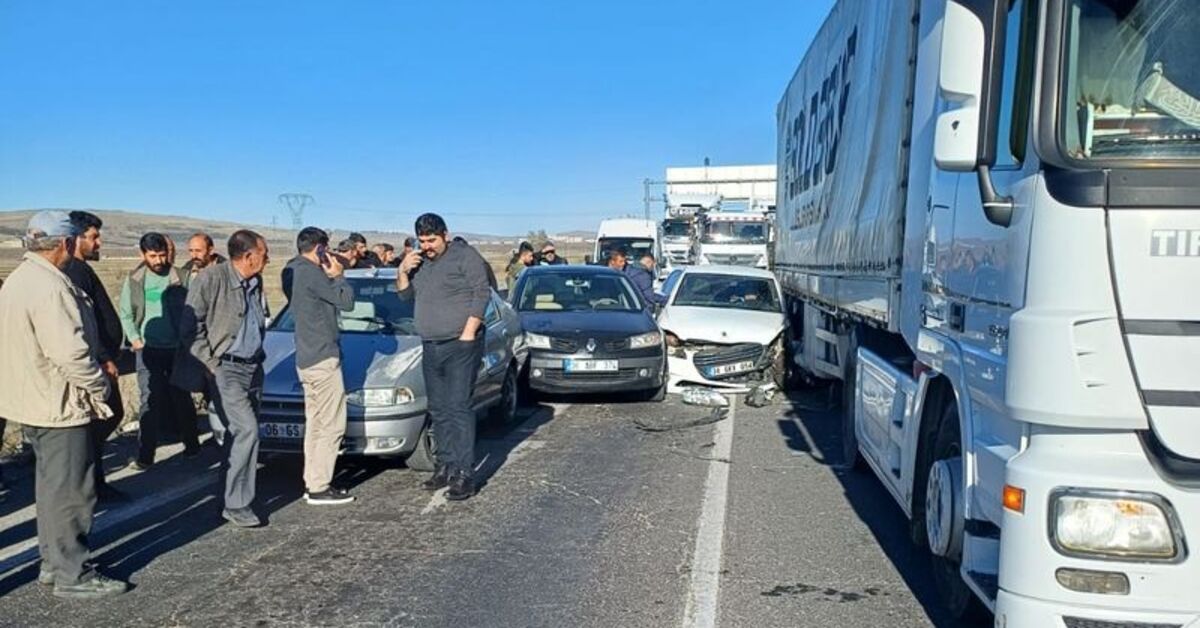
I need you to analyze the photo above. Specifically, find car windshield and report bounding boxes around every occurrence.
[516,273,641,313]
[1061,0,1200,161]
[662,220,692,238]
[272,279,417,335]
[597,237,653,263]
[672,274,781,313]
[700,220,767,244]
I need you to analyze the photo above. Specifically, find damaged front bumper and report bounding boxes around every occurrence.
[665,340,781,394]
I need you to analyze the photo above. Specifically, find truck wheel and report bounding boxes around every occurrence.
[405,420,436,472]
[924,403,986,621]
[770,336,790,390]
[840,332,866,470]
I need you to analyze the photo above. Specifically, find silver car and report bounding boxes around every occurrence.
[252,268,527,470]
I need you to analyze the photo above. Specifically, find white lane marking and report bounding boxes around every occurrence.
[419,404,568,516]
[682,401,735,628]
[0,469,221,578]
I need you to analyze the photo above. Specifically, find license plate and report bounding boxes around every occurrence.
[705,360,756,377]
[564,359,619,373]
[260,422,304,439]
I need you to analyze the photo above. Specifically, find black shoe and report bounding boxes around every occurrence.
[96,484,131,504]
[53,574,128,600]
[421,466,450,492]
[222,507,262,528]
[183,446,200,458]
[306,486,356,505]
[446,471,476,502]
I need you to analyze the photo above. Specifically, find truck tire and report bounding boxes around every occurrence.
[405,421,437,472]
[771,335,790,390]
[840,330,866,470]
[924,402,987,622]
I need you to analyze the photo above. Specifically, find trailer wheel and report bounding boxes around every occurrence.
[924,402,987,621]
[840,331,866,470]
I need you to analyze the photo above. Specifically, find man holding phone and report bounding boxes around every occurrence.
[397,213,492,501]
[283,227,356,504]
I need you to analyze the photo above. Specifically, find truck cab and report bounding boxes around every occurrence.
[692,211,770,269]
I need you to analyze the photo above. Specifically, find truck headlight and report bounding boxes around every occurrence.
[1050,489,1184,561]
[524,332,553,350]
[347,387,414,407]
[629,331,662,349]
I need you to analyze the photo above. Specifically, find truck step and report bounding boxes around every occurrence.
[965,570,998,603]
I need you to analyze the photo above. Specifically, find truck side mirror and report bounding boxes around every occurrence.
[934,0,1014,227]
[934,1,987,171]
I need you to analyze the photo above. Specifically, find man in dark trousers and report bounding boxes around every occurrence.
[0,211,127,599]
[397,213,491,501]
[119,232,198,468]
[282,227,356,505]
[178,230,271,528]
[63,211,128,502]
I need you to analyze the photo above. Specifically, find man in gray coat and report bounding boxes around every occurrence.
[178,230,271,528]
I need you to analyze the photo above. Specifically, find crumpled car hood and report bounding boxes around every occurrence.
[263,331,424,397]
[658,306,784,345]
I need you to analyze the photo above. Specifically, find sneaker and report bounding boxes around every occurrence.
[446,471,476,502]
[182,446,200,459]
[96,484,131,504]
[421,465,450,492]
[126,459,152,472]
[221,507,262,528]
[38,568,54,587]
[305,487,355,505]
[53,574,128,600]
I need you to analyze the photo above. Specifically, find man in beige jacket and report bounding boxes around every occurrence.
[0,211,128,600]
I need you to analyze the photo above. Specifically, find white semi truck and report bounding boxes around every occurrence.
[662,193,718,267]
[692,209,771,269]
[775,0,1199,625]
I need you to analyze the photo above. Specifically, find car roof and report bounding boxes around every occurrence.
[521,265,622,275]
[673,265,777,280]
[344,267,399,280]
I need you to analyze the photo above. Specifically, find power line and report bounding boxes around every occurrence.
[277,193,314,230]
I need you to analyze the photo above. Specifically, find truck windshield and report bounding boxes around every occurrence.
[701,221,767,244]
[1061,0,1200,161]
[662,220,692,238]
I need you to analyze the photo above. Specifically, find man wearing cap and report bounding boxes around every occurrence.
[0,211,128,599]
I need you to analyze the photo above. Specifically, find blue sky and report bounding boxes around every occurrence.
[0,1,834,235]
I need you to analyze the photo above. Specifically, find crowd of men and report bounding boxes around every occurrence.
[0,208,670,601]
[0,210,505,600]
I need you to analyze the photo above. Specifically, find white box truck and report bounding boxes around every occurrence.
[592,218,661,270]
[776,0,1200,624]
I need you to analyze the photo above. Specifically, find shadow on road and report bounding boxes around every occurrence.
[777,385,990,628]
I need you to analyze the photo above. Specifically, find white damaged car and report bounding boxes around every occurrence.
[655,266,788,393]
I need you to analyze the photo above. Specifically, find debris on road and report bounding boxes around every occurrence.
[745,383,778,408]
[680,387,730,408]
[633,407,728,433]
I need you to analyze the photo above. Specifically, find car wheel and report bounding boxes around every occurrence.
[489,363,521,424]
[405,420,436,472]
[770,336,789,390]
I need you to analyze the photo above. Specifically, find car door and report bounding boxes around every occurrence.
[475,293,510,406]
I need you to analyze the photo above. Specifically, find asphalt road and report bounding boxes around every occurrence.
[0,388,990,627]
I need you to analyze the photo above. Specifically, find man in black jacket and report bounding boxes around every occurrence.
[398,213,492,501]
[64,211,128,502]
[282,227,356,505]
